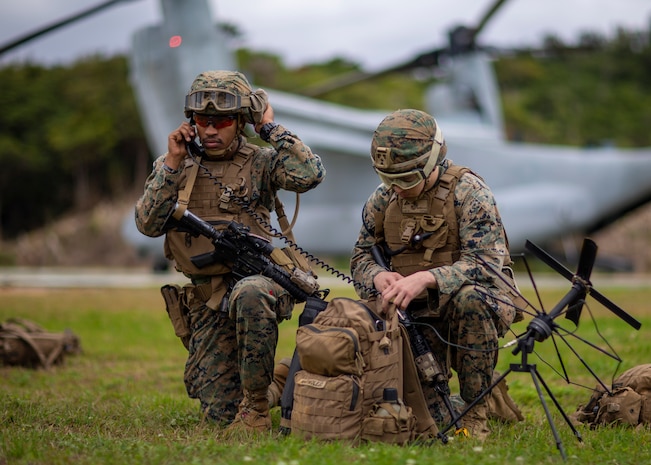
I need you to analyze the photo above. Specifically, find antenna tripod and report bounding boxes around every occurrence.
[439,313,584,460]
[438,238,642,460]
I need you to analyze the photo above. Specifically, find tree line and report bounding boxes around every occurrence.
[0,27,649,243]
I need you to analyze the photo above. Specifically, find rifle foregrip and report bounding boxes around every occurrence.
[262,265,310,303]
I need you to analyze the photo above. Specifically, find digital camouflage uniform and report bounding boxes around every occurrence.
[135,72,325,426]
[350,109,517,429]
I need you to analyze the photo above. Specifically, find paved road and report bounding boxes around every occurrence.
[1,267,649,290]
[0,267,185,289]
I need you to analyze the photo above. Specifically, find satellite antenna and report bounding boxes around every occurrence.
[438,238,642,460]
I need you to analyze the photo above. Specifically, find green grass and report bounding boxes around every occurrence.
[1,280,650,465]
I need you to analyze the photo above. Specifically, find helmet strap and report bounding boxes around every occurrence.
[203,134,242,160]
[421,142,440,178]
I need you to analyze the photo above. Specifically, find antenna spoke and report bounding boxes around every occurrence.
[525,239,641,330]
[591,288,641,330]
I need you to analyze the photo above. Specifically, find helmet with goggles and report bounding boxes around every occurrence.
[184,70,268,124]
[371,109,446,190]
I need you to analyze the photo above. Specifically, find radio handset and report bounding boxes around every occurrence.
[186,138,205,158]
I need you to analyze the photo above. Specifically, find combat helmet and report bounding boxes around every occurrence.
[184,70,267,125]
[371,109,446,189]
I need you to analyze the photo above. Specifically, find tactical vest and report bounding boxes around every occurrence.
[376,164,525,323]
[377,164,469,278]
[165,143,271,277]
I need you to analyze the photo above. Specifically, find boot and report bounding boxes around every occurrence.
[463,403,491,441]
[267,357,291,408]
[224,389,272,436]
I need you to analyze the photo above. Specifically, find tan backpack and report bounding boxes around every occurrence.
[290,297,437,444]
[570,363,651,427]
[0,318,81,369]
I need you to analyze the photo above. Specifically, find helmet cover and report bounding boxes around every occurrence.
[371,109,446,174]
[184,70,267,124]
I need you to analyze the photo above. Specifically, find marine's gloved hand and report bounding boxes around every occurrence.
[249,89,269,125]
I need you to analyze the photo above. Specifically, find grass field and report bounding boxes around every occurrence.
[1,277,650,465]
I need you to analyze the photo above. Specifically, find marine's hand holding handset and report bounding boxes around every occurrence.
[185,137,205,158]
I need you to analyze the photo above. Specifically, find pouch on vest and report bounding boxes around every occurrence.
[0,318,81,369]
[161,284,190,350]
[419,214,448,253]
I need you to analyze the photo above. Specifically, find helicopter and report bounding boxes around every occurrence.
[2,0,651,267]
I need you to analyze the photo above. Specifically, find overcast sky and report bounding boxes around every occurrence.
[0,0,650,71]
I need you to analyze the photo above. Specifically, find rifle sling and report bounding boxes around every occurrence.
[172,156,201,220]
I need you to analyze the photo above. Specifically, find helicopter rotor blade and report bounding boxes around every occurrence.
[472,0,510,44]
[0,0,140,56]
[300,48,445,98]
[302,0,511,97]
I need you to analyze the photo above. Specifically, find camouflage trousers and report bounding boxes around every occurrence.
[183,275,294,426]
[417,285,507,425]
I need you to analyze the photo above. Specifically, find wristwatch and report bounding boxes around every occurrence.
[259,122,279,142]
[162,163,178,174]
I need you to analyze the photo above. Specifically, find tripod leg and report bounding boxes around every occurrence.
[528,365,568,461]
[438,368,512,438]
[532,367,584,443]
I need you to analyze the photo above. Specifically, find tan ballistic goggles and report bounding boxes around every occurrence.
[185,89,250,113]
[374,143,441,190]
[376,168,427,190]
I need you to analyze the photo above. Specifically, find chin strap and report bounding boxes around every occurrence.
[203,136,240,159]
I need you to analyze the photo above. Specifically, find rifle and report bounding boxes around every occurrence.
[172,204,325,303]
[371,244,465,434]
[169,204,329,433]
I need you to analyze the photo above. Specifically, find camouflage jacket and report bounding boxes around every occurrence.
[135,124,326,238]
[350,159,509,300]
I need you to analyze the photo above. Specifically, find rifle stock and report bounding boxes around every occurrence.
[190,251,219,269]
